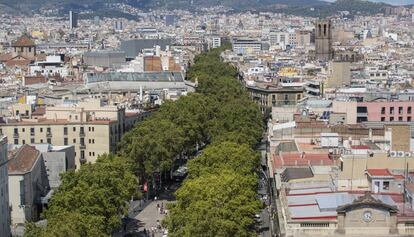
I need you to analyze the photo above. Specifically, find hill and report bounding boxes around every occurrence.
[0,0,392,16]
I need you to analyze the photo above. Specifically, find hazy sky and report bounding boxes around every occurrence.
[322,0,414,5]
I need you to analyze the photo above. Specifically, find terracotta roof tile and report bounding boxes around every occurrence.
[13,34,35,47]
[366,169,393,177]
[8,145,40,174]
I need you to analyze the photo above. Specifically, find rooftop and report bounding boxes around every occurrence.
[8,144,40,174]
[13,34,35,47]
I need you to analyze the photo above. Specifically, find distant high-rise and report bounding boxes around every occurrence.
[315,19,333,61]
[165,15,175,26]
[114,20,123,31]
[69,11,78,29]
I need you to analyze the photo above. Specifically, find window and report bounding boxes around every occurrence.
[64,138,68,145]
[357,107,368,113]
[81,151,85,160]
[47,127,51,133]
[383,181,390,190]
[14,128,18,134]
[22,128,25,132]
[399,107,403,114]
[73,139,76,144]
[40,128,43,132]
[14,139,18,145]
[381,117,385,121]
[30,128,35,134]
[73,127,76,132]
[40,139,43,143]
[64,127,68,135]
[47,138,51,144]
[408,117,412,122]
[399,117,403,121]
[409,106,412,114]
[390,107,394,115]
[30,138,35,143]
[390,117,394,121]
[22,140,25,145]
[381,107,386,115]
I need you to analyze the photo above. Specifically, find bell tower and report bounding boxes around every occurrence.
[315,19,333,61]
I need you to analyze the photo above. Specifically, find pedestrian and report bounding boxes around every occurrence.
[143,228,147,237]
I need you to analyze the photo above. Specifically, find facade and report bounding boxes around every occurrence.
[328,61,351,88]
[69,11,78,29]
[356,101,414,123]
[232,38,262,54]
[0,99,144,168]
[12,35,36,59]
[245,82,304,116]
[8,145,48,225]
[0,137,10,237]
[315,19,333,61]
[33,144,76,189]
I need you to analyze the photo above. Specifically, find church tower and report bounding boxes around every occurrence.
[315,19,333,61]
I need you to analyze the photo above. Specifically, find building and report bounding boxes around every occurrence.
[245,81,304,116]
[32,144,75,189]
[328,61,351,88]
[83,50,126,68]
[0,99,144,168]
[11,34,36,59]
[0,137,10,237]
[211,36,221,49]
[8,145,49,225]
[165,15,175,26]
[114,20,123,31]
[232,38,262,54]
[356,101,414,123]
[69,11,78,29]
[315,19,333,61]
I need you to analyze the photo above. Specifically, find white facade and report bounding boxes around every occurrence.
[29,55,68,77]
[232,39,262,54]
[212,37,221,49]
[0,137,10,237]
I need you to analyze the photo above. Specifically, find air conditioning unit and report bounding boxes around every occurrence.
[397,151,405,157]
[390,151,397,157]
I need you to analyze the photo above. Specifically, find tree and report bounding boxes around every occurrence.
[164,170,260,237]
[119,118,185,179]
[187,141,259,178]
[36,154,138,235]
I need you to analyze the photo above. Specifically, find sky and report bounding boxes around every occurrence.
[322,0,414,5]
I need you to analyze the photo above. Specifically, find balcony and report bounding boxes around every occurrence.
[79,131,85,137]
[30,132,35,136]
[80,144,86,149]
[46,132,52,138]
[13,133,19,138]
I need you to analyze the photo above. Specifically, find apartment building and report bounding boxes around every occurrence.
[0,99,144,168]
[0,137,10,237]
[232,38,262,54]
[8,145,47,225]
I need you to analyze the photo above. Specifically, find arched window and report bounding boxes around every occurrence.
[318,24,322,36]
[324,24,327,35]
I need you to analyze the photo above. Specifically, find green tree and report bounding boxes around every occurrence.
[165,170,260,237]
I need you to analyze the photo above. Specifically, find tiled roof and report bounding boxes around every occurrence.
[13,34,35,47]
[366,169,393,177]
[8,144,40,174]
[273,152,333,169]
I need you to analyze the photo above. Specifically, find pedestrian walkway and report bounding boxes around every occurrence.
[134,199,171,237]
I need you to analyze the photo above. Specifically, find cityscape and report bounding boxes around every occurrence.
[0,0,414,237]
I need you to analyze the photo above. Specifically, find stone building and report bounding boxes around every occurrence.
[315,19,333,61]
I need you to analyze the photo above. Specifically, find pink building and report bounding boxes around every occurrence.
[357,101,414,123]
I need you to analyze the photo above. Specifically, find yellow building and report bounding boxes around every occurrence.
[0,99,145,168]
